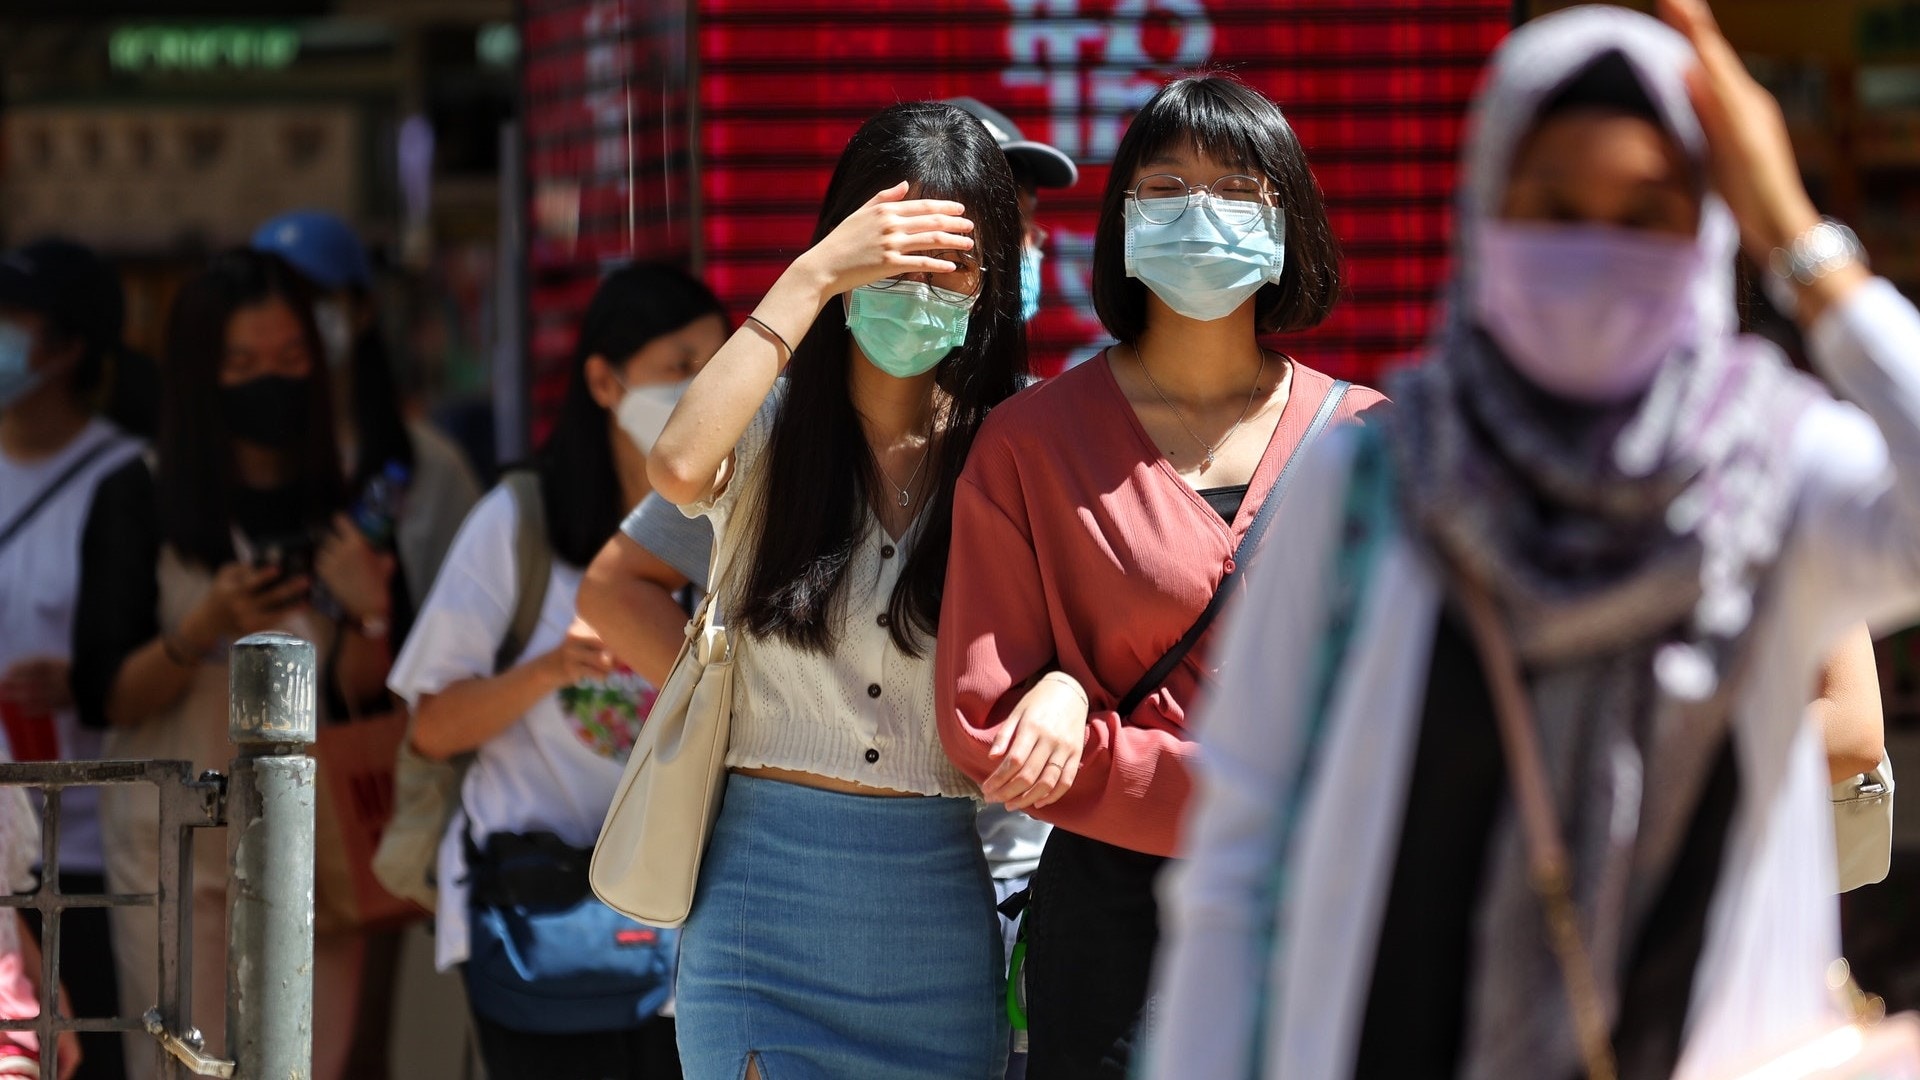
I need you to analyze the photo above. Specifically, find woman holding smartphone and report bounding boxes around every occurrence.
[71,250,399,1080]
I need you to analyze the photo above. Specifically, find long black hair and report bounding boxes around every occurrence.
[1093,73,1343,340]
[346,316,416,492]
[535,262,726,568]
[737,101,1029,656]
[156,249,344,568]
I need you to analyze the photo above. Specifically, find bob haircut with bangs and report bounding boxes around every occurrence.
[1092,73,1343,342]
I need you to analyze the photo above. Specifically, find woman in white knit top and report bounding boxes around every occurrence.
[644,102,1063,1080]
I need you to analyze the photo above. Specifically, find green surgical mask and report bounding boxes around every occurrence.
[846,281,974,378]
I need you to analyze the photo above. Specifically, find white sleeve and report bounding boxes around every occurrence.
[1794,278,1920,633]
[388,485,520,706]
[1145,434,1357,1080]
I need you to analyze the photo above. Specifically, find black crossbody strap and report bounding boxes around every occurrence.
[0,435,123,557]
[1115,380,1351,719]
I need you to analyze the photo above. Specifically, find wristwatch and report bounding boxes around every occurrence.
[1766,217,1867,314]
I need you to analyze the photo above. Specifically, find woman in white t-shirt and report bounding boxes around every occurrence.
[389,263,727,1080]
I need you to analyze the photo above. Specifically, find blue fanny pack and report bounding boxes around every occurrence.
[462,830,676,1034]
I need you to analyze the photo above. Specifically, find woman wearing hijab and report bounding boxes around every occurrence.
[1148,3,1920,1078]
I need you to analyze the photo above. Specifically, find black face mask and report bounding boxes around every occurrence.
[221,375,310,448]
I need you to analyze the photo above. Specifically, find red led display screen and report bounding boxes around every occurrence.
[696,1,1511,380]
[521,1,1511,434]
[522,0,696,443]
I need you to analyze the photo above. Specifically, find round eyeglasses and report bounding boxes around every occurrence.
[870,249,984,300]
[1125,174,1271,226]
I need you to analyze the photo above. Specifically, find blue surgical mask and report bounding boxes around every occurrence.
[1124,197,1286,322]
[846,280,974,378]
[1019,245,1045,323]
[0,320,40,410]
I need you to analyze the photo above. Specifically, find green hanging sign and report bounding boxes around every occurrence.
[109,25,302,74]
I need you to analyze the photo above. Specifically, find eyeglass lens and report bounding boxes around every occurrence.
[872,249,982,298]
[1133,174,1267,225]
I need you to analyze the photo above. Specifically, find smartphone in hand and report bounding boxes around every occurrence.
[251,535,316,610]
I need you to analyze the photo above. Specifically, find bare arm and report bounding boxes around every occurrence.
[1812,624,1884,783]
[106,566,307,727]
[578,534,693,687]
[409,633,610,761]
[648,182,975,506]
[317,515,397,709]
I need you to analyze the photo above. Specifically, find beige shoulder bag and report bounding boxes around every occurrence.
[1455,577,1920,1080]
[589,509,742,929]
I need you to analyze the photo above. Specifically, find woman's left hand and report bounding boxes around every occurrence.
[983,672,1089,812]
[315,514,394,624]
[1661,0,1821,260]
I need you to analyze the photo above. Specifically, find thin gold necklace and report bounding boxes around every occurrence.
[1131,344,1266,467]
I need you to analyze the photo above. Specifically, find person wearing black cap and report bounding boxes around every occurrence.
[943,98,1078,324]
[0,238,146,1080]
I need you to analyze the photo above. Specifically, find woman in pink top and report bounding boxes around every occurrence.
[936,75,1385,1078]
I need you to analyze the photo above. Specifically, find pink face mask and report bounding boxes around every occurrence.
[1470,221,1702,404]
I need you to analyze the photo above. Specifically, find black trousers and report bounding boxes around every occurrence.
[1024,830,1167,1080]
[24,872,125,1080]
[472,1013,681,1080]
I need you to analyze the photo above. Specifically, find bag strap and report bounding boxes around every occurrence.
[686,466,753,647]
[495,469,554,674]
[1454,575,1620,1080]
[0,434,122,556]
[1117,380,1350,719]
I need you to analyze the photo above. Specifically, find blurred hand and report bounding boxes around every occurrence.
[540,625,615,689]
[184,563,309,650]
[1661,0,1822,260]
[793,182,975,299]
[315,514,394,624]
[0,658,70,713]
[983,673,1089,812]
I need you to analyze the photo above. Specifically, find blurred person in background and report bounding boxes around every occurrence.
[0,761,82,1080]
[252,209,482,611]
[585,101,1074,1074]
[70,250,402,1080]
[1150,4,1920,1077]
[252,208,483,1077]
[390,263,725,1079]
[0,238,146,1080]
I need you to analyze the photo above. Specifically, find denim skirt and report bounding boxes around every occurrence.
[675,774,1008,1080]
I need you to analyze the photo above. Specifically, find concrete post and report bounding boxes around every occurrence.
[225,632,316,1079]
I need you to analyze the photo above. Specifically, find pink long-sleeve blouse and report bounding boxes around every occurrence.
[936,353,1385,855]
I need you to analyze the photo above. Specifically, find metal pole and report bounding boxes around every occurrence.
[225,632,316,1079]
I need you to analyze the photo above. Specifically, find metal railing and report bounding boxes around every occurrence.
[0,632,318,1079]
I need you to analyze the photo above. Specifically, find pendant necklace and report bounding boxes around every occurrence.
[1133,343,1266,467]
[876,423,934,508]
